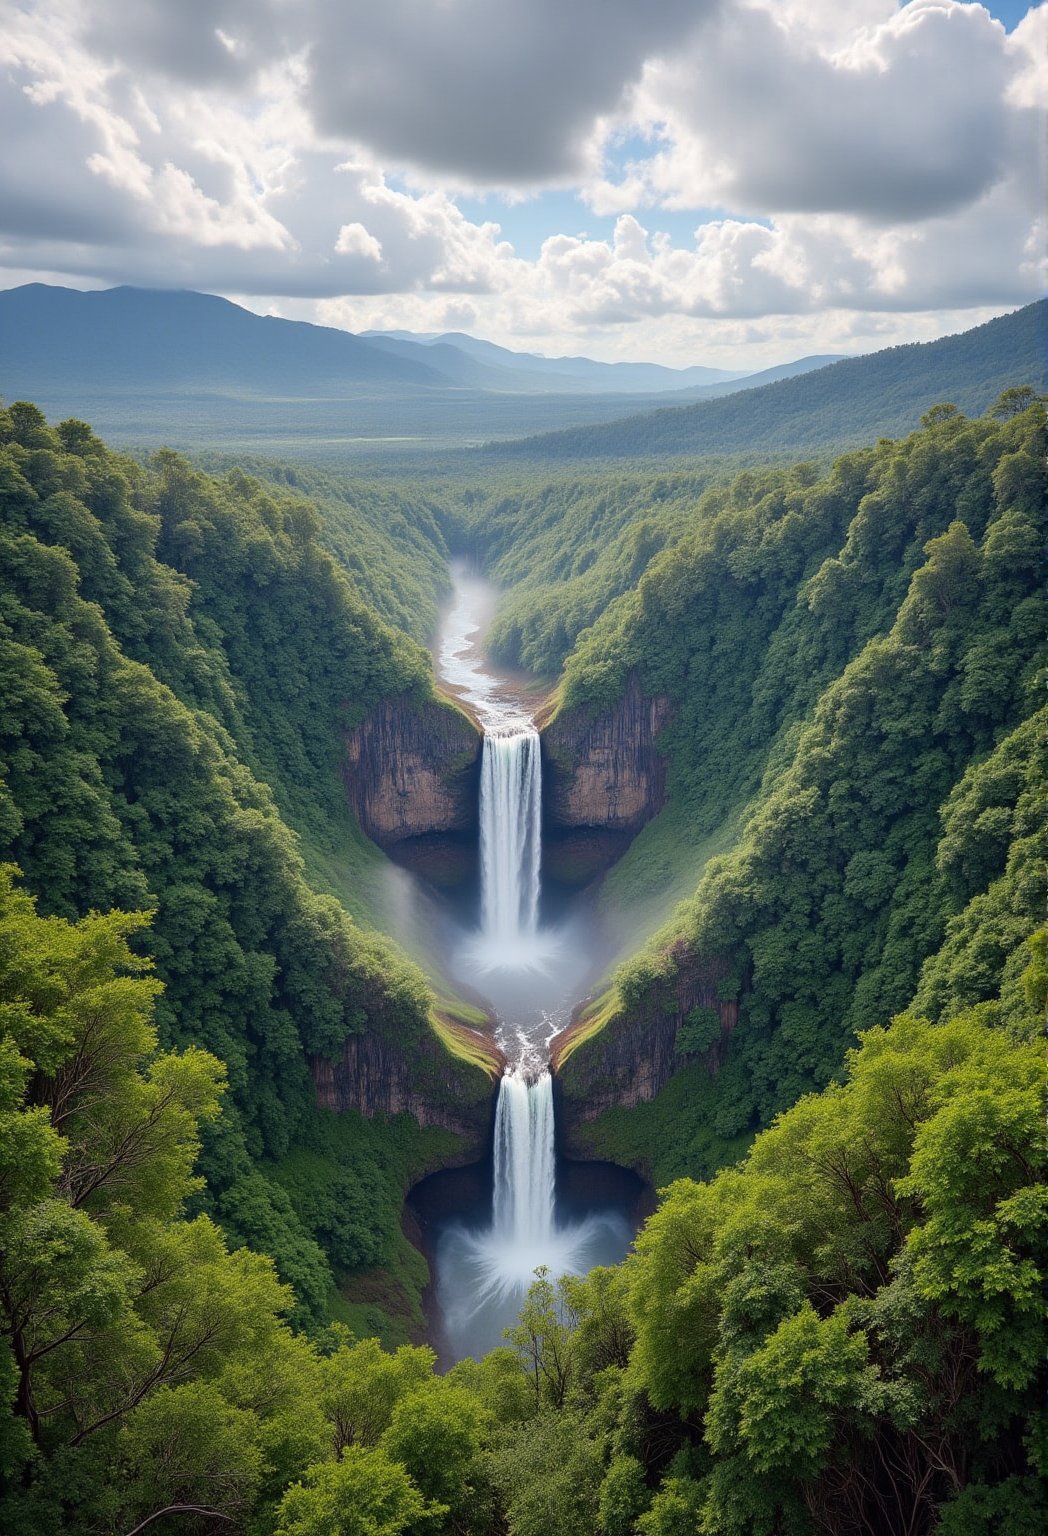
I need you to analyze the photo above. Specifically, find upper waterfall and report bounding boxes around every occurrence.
[479,728,542,945]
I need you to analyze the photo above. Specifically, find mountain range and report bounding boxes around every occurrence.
[1,283,1042,461]
[0,283,840,451]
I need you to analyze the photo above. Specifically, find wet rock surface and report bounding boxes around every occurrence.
[344,693,481,847]
[553,949,739,1142]
[312,1026,497,1161]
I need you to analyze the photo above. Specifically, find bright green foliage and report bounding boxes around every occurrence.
[446,1348,534,1428]
[0,870,471,1534]
[119,1382,265,1528]
[559,401,1046,1173]
[318,1333,435,1453]
[489,1409,604,1536]
[382,1379,495,1530]
[636,1474,704,1536]
[598,1453,652,1534]
[275,1445,439,1536]
[505,1267,579,1410]
[625,1009,1045,1533]
[0,401,485,1327]
[0,868,311,1534]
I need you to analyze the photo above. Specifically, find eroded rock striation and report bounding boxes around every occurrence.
[344,692,481,847]
[541,675,670,836]
[311,1022,501,1163]
[553,946,739,1156]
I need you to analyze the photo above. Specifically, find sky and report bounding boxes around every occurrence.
[0,0,1044,368]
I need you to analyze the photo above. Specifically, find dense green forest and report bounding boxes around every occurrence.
[0,402,491,1348]
[1,392,1044,1533]
[552,396,1046,1166]
[186,454,454,645]
[2,866,1041,1533]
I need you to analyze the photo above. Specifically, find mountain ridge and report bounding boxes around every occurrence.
[484,301,1048,460]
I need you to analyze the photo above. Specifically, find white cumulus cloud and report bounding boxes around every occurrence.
[0,0,1042,363]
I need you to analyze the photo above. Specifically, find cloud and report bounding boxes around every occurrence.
[80,0,284,89]
[596,1,1035,224]
[72,0,715,184]
[305,0,711,184]
[0,0,1042,362]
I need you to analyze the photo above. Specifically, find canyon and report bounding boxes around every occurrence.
[338,599,684,1172]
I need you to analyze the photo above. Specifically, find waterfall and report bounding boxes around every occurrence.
[431,566,633,1361]
[492,1069,555,1249]
[479,728,542,944]
[468,725,553,976]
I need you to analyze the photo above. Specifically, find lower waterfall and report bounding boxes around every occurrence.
[435,1068,629,1353]
[492,1068,556,1252]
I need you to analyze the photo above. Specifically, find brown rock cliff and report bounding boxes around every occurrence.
[344,693,481,847]
[554,947,739,1154]
[311,1024,501,1163]
[541,675,670,836]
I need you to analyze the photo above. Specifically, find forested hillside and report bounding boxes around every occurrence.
[489,302,1048,463]
[0,402,492,1346]
[192,453,454,644]
[550,395,1046,1177]
[1,394,1043,1534]
[444,465,724,675]
[4,864,1041,1534]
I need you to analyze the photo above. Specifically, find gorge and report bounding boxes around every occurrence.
[1,384,1043,1535]
[406,564,641,1361]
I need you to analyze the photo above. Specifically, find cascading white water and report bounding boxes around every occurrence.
[492,1068,555,1251]
[467,724,557,978]
[431,563,633,1361]
[479,729,542,944]
[436,721,628,1350]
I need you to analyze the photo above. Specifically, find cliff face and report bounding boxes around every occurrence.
[311,1023,501,1164]
[541,675,670,836]
[553,945,739,1153]
[344,693,481,847]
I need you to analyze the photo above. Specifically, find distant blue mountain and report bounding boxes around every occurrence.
[1,283,835,412]
[362,326,756,393]
[0,284,443,396]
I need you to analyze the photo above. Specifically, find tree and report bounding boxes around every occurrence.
[275,1445,438,1536]
[382,1380,494,1532]
[505,1268,577,1410]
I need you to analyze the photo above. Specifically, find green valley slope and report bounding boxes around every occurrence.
[0,402,495,1340]
[546,396,1046,1182]
[489,302,1047,462]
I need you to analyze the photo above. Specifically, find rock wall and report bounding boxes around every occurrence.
[344,692,481,847]
[541,675,670,836]
[553,945,739,1151]
[311,1023,501,1162]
